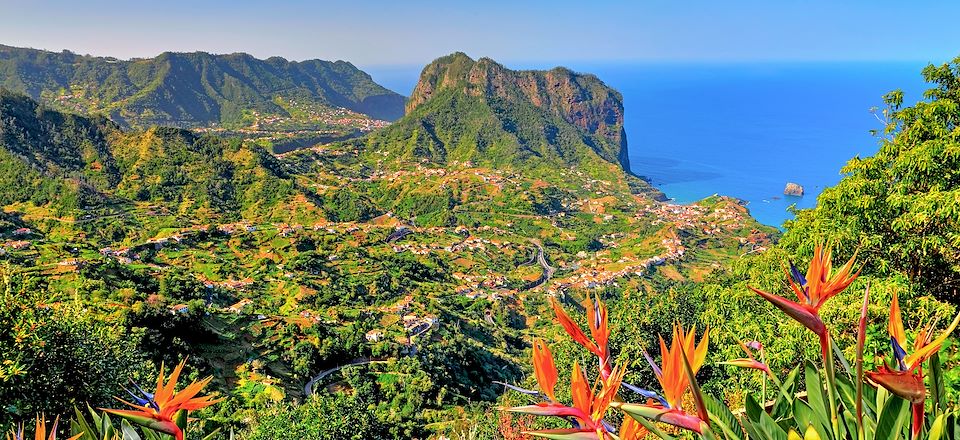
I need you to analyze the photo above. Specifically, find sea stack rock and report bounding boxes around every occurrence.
[784,182,804,196]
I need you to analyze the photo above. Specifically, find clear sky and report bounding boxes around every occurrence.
[1,0,959,68]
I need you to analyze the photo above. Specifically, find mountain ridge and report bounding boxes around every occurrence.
[0,44,406,128]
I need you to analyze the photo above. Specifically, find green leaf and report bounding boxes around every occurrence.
[874,395,909,440]
[120,420,143,440]
[793,400,830,440]
[832,340,853,377]
[746,394,787,440]
[803,361,831,435]
[928,413,947,440]
[174,409,187,433]
[931,351,947,415]
[772,367,801,420]
[705,394,746,440]
[71,406,96,440]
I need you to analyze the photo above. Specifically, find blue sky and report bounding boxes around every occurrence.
[1,0,958,68]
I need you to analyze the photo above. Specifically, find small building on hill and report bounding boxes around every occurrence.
[365,329,385,342]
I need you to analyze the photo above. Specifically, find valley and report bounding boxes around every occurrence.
[0,50,777,437]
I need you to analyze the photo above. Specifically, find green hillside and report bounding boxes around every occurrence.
[0,45,405,128]
[354,53,635,181]
[0,90,300,220]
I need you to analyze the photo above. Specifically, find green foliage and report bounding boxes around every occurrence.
[0,92,303,222]
[244,360,439,439]
[0,277,150,428]
[782,57,960,301]
[0,44,405,126]
[322,187,380,222]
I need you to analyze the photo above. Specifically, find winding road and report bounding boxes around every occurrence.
[524,240,555,290]
[303,319,437,396]
[303,358,388,396]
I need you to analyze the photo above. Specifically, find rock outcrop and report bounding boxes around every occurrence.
[385,53,631,172]
[784,182,804,196]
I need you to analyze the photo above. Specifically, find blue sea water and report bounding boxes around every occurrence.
[365,61,930,227]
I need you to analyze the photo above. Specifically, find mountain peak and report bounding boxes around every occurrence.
[394,53,631,173]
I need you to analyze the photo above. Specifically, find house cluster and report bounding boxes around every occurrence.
[380,294,414,314]
[225,298,253,314]
[641,203,710,230]
[99,247,136,264]
[56,258,85,268]
[366,295,437,343]
[3,240,30,251]
[391,242,434,255]
[738,229,774,253]
[365,329,385,342]
[456,285,512,301]
[640,198,756,237]
[402,313,438,335]
[197,274,255,291]
[445,236,492,252]
[218,222,257,235]
[298,309,337,325]
[552,262,646,291]
[453,272,507,292]
[238,103,389,133]
[277,223,304,237]
[548,237,687,292]
[371,166,449,182]
[0,229,35,252]
[660,237,686,260]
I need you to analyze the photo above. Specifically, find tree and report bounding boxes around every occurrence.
[0,277,150,428]
[782,57,960,301]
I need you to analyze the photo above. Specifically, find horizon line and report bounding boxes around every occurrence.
[1,42,950,71]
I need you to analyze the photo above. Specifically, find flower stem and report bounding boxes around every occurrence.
[821,333,840,437]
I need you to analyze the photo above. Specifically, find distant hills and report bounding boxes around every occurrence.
[0,45,405,129]
[355,53,633,177]
[0,89,300,216]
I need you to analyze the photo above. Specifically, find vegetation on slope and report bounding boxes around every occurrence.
[0,44,405,127]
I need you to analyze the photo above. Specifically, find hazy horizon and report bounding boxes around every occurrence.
[2,0,959,68]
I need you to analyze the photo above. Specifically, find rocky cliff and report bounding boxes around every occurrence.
[356,53,633,178]
[403,53,630,171]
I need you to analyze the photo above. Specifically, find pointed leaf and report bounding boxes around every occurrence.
[120,420,142,440]
[803,361,831,435]
[874,395,909,440]
[746,394,787,440]
[930,351,946,415]
[704,394,745,440]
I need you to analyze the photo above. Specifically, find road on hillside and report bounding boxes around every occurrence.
[303,358,388,396]
[303,318,437,395]
[523,239,555,290]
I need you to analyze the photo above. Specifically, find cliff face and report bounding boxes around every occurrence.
[404,53,630,171]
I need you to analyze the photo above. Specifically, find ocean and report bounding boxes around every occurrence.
[365,61,930,227]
